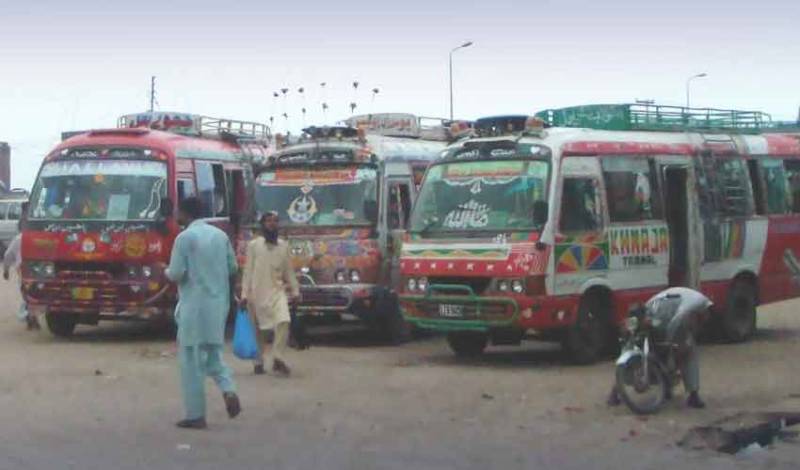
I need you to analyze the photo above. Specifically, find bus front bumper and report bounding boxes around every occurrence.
[399,294,520,332]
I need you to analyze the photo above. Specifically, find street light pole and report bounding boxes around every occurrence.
[449,41,473,120]
[685,73,707,108]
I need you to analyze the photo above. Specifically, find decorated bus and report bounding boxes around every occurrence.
[22,111,269,336]
[399,104,800,362]
[254,113,465,342]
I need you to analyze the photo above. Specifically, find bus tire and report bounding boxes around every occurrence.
[446,331,488,357]
[46,312,77,338]
[563,293,612,364]
[721,278,757,343]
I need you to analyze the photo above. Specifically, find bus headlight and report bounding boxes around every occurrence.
[511,279,524,294]
[335,270,347,283]
[42,262,55,278]
[142,266,153,278]
[407,278,417,292]
[349,269,360,283]
[417,276,428,292]
[497,280,510,292]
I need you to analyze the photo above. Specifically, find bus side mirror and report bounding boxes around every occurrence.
[364,200,378,223]
[532,201,548,227]
[160,198,174,218]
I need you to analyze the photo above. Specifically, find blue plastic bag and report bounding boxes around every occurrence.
[232,308,259,360]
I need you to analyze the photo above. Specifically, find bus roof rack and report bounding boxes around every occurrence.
[534,103,776,133]
[118,111,271,141]
[342,113,458,141]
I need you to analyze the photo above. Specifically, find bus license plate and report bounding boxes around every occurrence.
[72,287,95,300]
[439,304,464,318]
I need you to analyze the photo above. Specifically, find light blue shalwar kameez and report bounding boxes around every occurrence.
[165,220,238,420]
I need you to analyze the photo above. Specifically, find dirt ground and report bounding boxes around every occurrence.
[1,278,799,470]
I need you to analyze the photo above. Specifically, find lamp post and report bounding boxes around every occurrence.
[449,41,473,120]
[685,73,707,108]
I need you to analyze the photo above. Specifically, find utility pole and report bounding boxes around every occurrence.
[149,76,156,112]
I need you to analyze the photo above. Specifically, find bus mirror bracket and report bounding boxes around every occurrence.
[532,200,548,228]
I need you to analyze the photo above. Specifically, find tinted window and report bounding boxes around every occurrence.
[560,177,602,233]
[785,160,800,213]
[196,162,228,218]
[761,159,791,214]
[601,157,661,222]
[7,203,21,220]
[713,159,752,217]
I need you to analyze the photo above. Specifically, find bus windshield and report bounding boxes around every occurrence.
[30,160,167,221]
[410,160,549,233]
[255,166,378,226]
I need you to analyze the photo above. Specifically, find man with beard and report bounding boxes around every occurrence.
[165,197,241,429]
[241,211,300,377]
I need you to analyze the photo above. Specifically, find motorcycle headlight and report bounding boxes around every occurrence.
[407,278,417,292]
[335,270,347,283]
[349,269,360,283]
[417,276,428,292]
[497,280,510,292]
[511,279,524,294]
[626,316,639,333]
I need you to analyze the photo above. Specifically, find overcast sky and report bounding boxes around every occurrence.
[1,0,798,188]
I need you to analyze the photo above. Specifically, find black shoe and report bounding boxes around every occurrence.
[254,364,265,375]
[223,392,241,419]
[176,417,207,429]
[273,359,291,378]
[687,392,706,409]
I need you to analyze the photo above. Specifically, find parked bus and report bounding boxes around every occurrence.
[399,104,800,362]
[253,113,463,342]
[23,111,269,336]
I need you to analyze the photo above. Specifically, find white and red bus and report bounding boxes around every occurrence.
[22,112,269,336]
[399,104,800,362]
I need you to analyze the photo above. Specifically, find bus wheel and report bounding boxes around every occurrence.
[446,331,488,357]
[46,312,77,338]
[721,279,757,343]
[563,295,612,364]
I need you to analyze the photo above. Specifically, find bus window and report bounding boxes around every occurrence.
[601,157,661,222]
[785,160,800,213]
[177,178,196,203]
[759,159,790,215]
[388,181,412,230]
[196,162,228,217]
[559,177,602,233]
[7,202,21,221]
[747,160,766,215]
[713,158,752,217]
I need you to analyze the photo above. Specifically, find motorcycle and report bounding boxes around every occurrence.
[614,306,683,415]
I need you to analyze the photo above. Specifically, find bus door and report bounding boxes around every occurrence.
[381,164,415,289]
[553,157,606,297]
[657,157,701,288]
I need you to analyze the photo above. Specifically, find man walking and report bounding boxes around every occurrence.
[3,202,38,330]
[165,197,241,429]
[241,212,300,377]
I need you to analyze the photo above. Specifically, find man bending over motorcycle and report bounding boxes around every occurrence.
[608,286,712,409]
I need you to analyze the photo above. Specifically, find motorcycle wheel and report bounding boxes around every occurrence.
[615,355,667,415]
